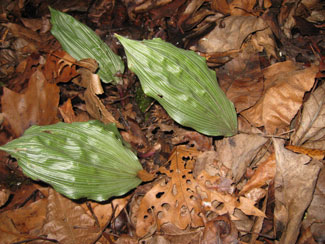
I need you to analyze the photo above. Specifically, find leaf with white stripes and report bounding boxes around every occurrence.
[116,35,237,136]
[0,121,142,201]
[50,7,124,84]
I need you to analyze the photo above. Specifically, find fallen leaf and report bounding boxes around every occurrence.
[242,61,318,134]
[239,153,276,195]
[215,134,268,182]
[286,145,325,160]
[229,0,257,16]
[291,82,325,146]
[301,166,325,243]
[2,68,60,137]
[273,138,321,244]
[0,189,10,207]
[136,146,203,237]
[41,189,100,244]
[43,50,78,83]
[59,98,89,123]
[195,16,268,53]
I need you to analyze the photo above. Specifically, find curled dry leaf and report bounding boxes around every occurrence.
[1,68,60,137]
[242,61,318,134]
[239,153,276,195]
[0,189,10,207]
[215,134,268,182]
[273,139,321,244]
[291,82,325,146]
[58,98,89,123]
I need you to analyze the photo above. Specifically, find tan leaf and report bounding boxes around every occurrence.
[291,82,325,145]
[195,16,268,53]
[242,61,318,134]
[59,98,89,123]
[0,189,10,207]
[2,68,60,137]
[286,145,325,160]
[42,189,100,244]
[215,134,268,182]
[229,0,257,16]
[136,146,203,237]
[239,153,276,195]
[273,139,321,244]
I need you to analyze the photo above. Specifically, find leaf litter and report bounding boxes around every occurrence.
[0,0,324,243]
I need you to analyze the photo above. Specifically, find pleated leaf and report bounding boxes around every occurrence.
[115,35,237,136]
[0,121,142,201]
[50,7,124,84]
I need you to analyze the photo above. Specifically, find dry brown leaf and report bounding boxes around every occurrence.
[273,138,321,244]
[211,0,230,14]
[0,198,47,244]
[80,66,123,128]
[83,197,130,228]
[229,0,257,16]
[301,166,325,243]
[43,50,78,83]
[0,189,10,207]
[201,214,238,244]
[2,68,60,137]
[195,16,268,53]
[215,134,268,182]
[136,146,203,237]
[286,145,325,160]
[41,189,100,244]
[59,98,89,123]
[291,82,325,146]
[239,153,276,195]
[241,61,318,134]
[136,146,265,237]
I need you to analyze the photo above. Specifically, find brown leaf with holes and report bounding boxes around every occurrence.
[239,153,276,195]
[291,82,325,146]
[2,68,60,137]
[136,146,202,237]
[43,50,78,83]
[242,61,318,134]
[136,146,265,237]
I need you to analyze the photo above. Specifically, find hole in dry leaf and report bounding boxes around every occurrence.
[182,175,186,179]
[187,188,194,193]
[157,211,163,219]
[182,156,190,162]
[186,180,191,184]
[144,215,148,219]
[180,205,188,216]
[169,169,174,173]
[190,195,196,201]
[212,200,221,209]
[215,203,224,211]
[156,192,165,199]
[172,184,178,195]
[196,186,208,199]
[158,94,163,98]
[161,203,170,210]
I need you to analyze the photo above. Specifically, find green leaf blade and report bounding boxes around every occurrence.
[49,7,124,84]
[0,121,142,201]
[115,35,237,136]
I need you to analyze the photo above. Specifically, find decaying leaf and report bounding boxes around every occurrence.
[1,68,60,137]
[59,98,90,123]
[291,82,325,146]
[242,61,318,134]
[215,134,268,182]
[136,146,265,237]
[42,189,99,244]
[239,153,276,195]
[273,139,321,244]
[286,145,325,160]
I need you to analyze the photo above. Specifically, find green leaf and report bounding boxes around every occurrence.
[115,35,237,136]
[49,7,124,84]
[0,121,142,201]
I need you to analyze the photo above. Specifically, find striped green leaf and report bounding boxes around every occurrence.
[0,121,142,201]
[50,7,124,84]
[115,35,237,136]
